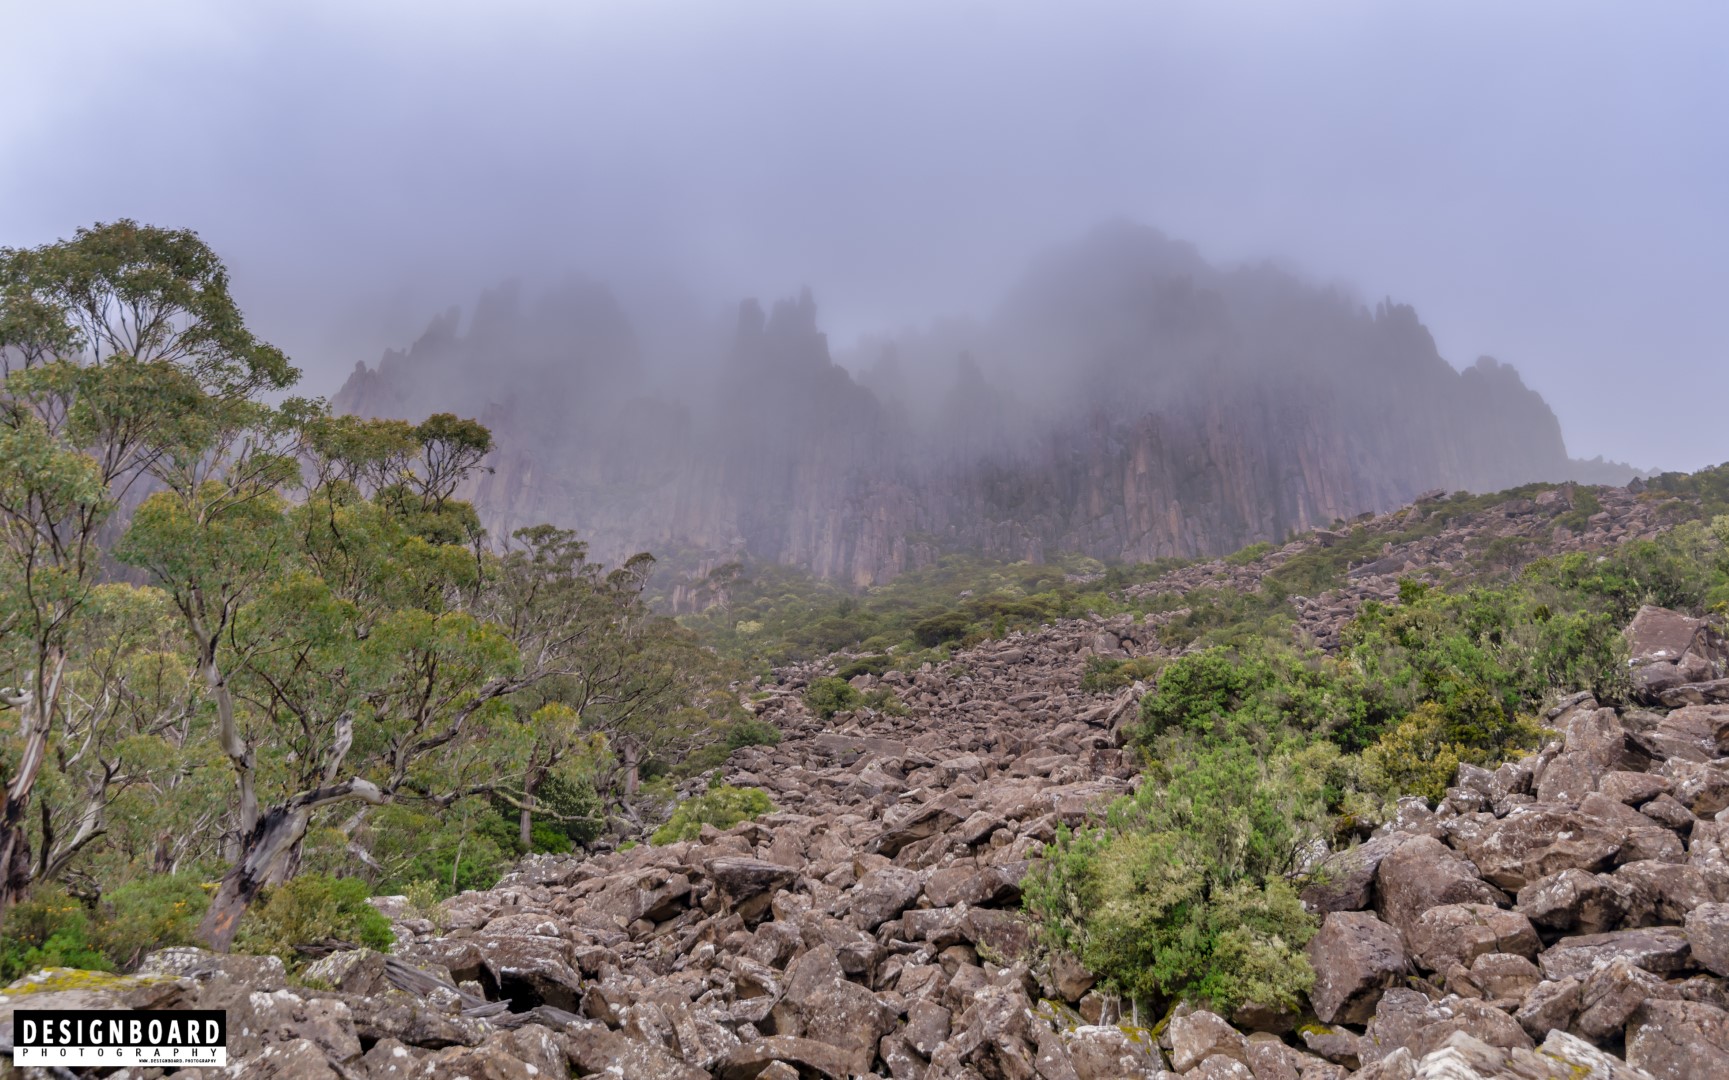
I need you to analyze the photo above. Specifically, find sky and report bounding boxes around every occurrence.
[1,0,1724,471]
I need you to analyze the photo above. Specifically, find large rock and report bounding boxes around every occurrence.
[1685,903,1729,978]
[1305,911,1409,1025]
[1614,860,1719,923]
[1362,988,1534,1060]
[1539,927,1693,982]
[1059,1024,1167,1078]
[1574,956,1683,1042]
[1374,836,1505,934]
[1515,977,1583,1038]
[1516,868,1634,934]
[1166,1009,1247,1072]
[1635,705,1729,763]
[1451,805,1622,891]
[769,944,896,1075]
[708,857,798,923]
[1626,999,1729,1079]
[421,1026,568,1080]
[1404,903,1538,974]
[1301,834,1409,915]
[938,982,1044,1079]
[1627,606,1706,668]
[1664,758,1729,816]
[582,867,692,928]
[845,866,924,930]
[717,1036,858,1080]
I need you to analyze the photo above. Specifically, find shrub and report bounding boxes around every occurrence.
[1025,739,1325,1015]
[1080,655,1163,693]
[0,889,109,981]
[804,676,862,720]
[912,610,972,647]
[1225,542,1273,566]
[650,785,774,845]
[1132,644,1388,753]
[533,770,605,847]
[1362,701,1546,803]
[235,874,395,966]
[94,874,210,971]
[0,875,213,979]
[725,716,783,750]
[835,655,895,680]
[861,687,908,716]
[371,802,517,896]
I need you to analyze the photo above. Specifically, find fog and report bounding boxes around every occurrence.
[2,0,1726,471]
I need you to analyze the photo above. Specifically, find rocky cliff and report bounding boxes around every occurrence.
[332,224,1639,587]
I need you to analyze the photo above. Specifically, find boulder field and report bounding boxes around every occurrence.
[4,491,1727,1080]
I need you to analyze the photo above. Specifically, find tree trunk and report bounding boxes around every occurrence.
[203,653,256,863]
[197,779,382,952]
[0,649,67,919]
[622,741,640,797]
[518,769,542,850]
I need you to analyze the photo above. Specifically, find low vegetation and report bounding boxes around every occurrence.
[650,784,775,845]
[1026,506,1729,1016]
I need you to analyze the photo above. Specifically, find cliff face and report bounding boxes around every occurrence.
[331,224,1636,587]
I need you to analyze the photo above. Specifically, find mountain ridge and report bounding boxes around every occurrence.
[332,223,1643,586]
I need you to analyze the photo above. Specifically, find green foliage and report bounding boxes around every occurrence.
[529,770,606,848]
[805,676,862,719]
[674,551,1191,666]
[1025,738,1325,1014]
[835,655,896,680]
[0,890,110,982]
[725,716,783,751]
[1555,488,1603,533]
[1361,702,1545,802]
[366,802,519,897]
[1133,643,1391,754]
[93,875,212,971]
[861,687,908,715]
[912,610,973,647]
[1225,542,1273,566]
[1079,655,1164,693]
[235,874,394,966]
[0,875,211,979]
[650,786,774,845]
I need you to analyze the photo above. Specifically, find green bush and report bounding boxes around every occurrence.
[1025,738,1325,1015]
[725,716,783,750]
[235,874,394,966]
[861,687,908,715]
[0,875,212,979]
[1362,701,1546,802]
[805,676,862,719]
[1133,643,1390,753]
[912,610,972,647]
[0,889,109,982]
[835,655,895,680]
[370,802,518,896]
[1225,542,1273,566]
[94,874,211,971]
[532,770,605,847]
[650,785,774,845]
[1080,655,1164,693]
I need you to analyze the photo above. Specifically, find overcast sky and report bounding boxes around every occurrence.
[2,0,1724,470]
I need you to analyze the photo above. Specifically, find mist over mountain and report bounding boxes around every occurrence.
[333,222,1639,586]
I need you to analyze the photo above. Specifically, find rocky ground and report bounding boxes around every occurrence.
[3,482,1727,1080]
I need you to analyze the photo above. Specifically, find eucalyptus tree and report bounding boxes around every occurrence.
[0,220,294,914]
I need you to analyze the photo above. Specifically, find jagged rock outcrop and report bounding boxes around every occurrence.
[332,224,1641,587]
